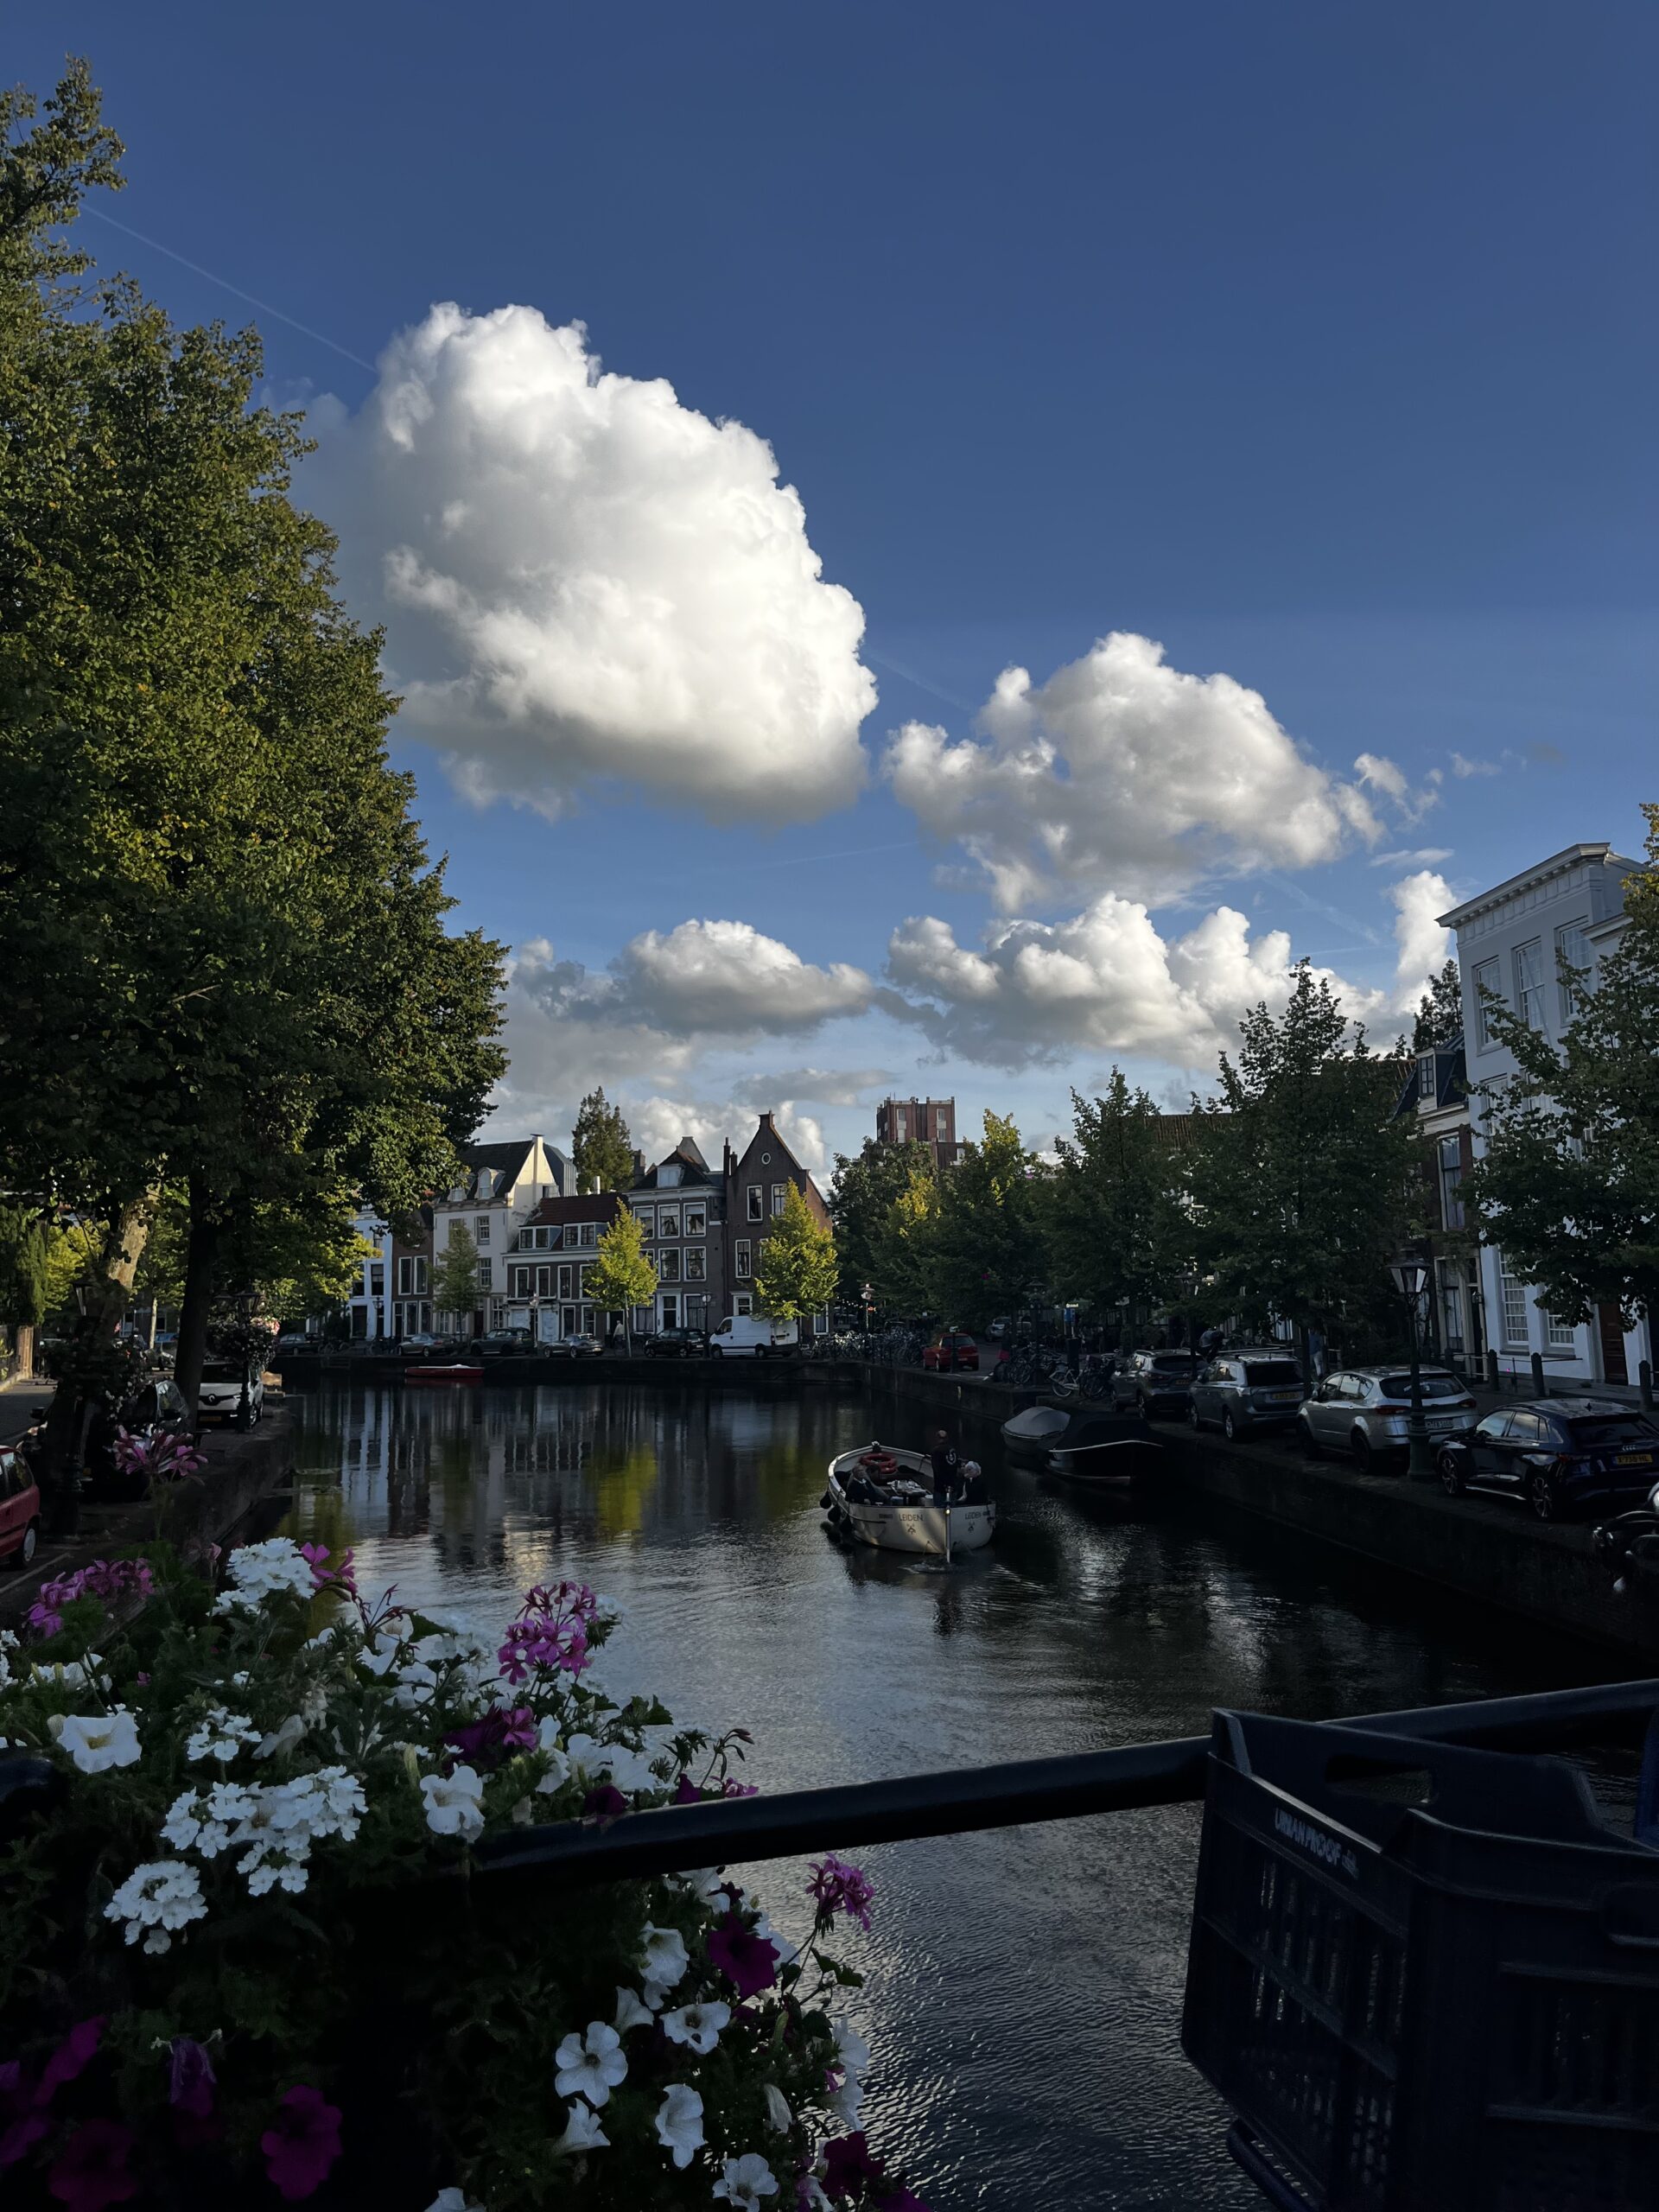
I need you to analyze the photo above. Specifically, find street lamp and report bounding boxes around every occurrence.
[1389,1255,1435,1483]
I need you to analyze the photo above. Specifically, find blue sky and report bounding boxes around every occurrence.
[20,2,1656,1171]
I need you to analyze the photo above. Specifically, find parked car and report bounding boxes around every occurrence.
[0,1446,41,1568]
[1438,1398,1659,1522]
[398,1332,443,1353]
[1189,1350,1306,1440]
[1111,1350,1198,1419]
[275,1332,318,1357]
[559,1333,605,1358]
[709,1316,799,1358]
[922,1329,978,1372]
[647,1327,709,1358]
[77,1376,194,1500]
[1296,1365,1478,1471]
[478,1330,536,1358]
[986,1317,1012,1341]
[196,1360,265,1427]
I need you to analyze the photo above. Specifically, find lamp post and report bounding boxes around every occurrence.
[1389,1255,1434,1483]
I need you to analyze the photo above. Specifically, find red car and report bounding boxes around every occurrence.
[922,1330,979,1372]
[0,1446,41,1569]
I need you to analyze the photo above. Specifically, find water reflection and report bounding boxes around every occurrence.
[287,1382,1615,2212]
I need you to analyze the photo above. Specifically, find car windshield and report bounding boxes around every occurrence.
[1379,1372,1465,1400]
[1152,1356,1195,1374]
[1243,1361,1301,1387]
[1560,1416,1658,1450]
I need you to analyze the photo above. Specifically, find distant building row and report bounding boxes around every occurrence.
[344,1112,830,1344]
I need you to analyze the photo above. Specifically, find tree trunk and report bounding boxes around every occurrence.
[10,1322,34,1381]
[41,1192,159,1535]
[175,1183,224,1433]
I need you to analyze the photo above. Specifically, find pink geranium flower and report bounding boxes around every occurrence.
[260,2085,343,2200]
[300,1543,358,1598]
[808,1855,875,1931]
[45,2119,137,2212]
[708,1910,780,1998]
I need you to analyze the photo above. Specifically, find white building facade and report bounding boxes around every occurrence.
[430,1136,568,1336]
[1440,842,1650,1390]
[345,1211,396,1339]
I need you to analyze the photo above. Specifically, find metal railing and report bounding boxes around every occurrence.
[474,1676,1659,1889]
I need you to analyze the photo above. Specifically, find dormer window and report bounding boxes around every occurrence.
[659,1163,682,1189]
[1417,1053,1436,1106]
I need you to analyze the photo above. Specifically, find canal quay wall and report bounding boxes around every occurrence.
[277,1356,1659,1660]
[0,1406,296,1634]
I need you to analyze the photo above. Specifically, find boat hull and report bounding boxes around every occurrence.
[825,1450,995,1558]
[406,1364,485,1384]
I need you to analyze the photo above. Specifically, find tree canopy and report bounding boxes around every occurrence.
[584,1211,658,1341]
[920,1112,1043,1329]
[1461,804,1659,1328]
[753,1185,838,1324]
[826,1137,935,1309]
[1413,959,1464,1050]
[1042,1077,1191,1335]
[432,1224,482,1326]
[572,1089,636,1194]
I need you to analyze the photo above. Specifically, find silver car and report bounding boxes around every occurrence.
[1190,1350,1306,1440]
[1297,1365,1478,1471]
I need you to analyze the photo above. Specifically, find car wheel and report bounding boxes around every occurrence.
[1296,1419,1320,1459]
[1438,1450,1466,1497]
[1529,1470,1560,1522]
[1351,1431,1375,1474]
[8,1520,39,1570]
[1188,1402,1202,1430]
[1222,1408,1238,1443]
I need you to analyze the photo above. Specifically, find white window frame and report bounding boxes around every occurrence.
[1554,920,1589,1023]
[659,1207,681,1239]
[734,1292,753,1316]
[659,1248,681,1282]
[1473,958,1502,1049]
[476,1258,493,1293]
[684,1248,706,1282]
[684,1204,706,1236]
[1514,939,1546,1032]
[771,1183,787,1217]
[735,1239,752,1280]
[634,1207,654,1238]
[557,1264,575,1299]
[1542,1305,1577,1352]
[747,1185,764,1222]
[474,1214,492,1243]
[1497,1251,1529,1346]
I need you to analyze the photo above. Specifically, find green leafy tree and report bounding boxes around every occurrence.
[0,1206,49,1376]
[432,1224,483,1332]
[754,1185,839,1325]
[1043,1077,1191,1338]
[571,1088,636,1194]
[1188,964,1418,1366]
[869,1165,939,1318]
[827,1137,935,1307]
[1413,959,1464,1050]
[0,67,505,1511]
[922,1111,1044,1329]
[584,1211,658,1347]
[1460,804,1659,1329]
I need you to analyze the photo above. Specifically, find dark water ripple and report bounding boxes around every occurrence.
[285,1381,1618,2211]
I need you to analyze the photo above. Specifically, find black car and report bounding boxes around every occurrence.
[1110,1350,1198,1419]
[1437,1396,1659,1521]
[647,1327,709,1358]
[68,1377,194,1501]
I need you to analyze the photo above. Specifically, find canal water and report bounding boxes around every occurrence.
[285,1381,1618,2211]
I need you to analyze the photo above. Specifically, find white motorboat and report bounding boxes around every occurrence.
[823,1442,997,1560]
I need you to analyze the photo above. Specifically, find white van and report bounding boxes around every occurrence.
[709,1315,799,1358]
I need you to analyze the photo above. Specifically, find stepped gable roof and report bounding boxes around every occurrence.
[450,1135,559,1202]
[633,1135,719,1191]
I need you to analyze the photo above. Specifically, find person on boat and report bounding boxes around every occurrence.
[930,1429,963,1505]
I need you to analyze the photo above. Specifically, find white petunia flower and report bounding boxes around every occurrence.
[677,1865,729,1905]
[654,2083,705,2170]
[553,2097,609,2153]
[105,1859,207,1954]
[798,2177,832,2212]
[186,1707,263,1764]
[425,2192,484,2212]
[29,1656,109,1692]
[662,1999,730,2056]
[828,2072,864,2129]
[214,1538,315,1611]
[255,1713,307,1761]
[763,2082,792,2133]
[421,1766,486,1842]
[639,1922,689,1993]
[534,1717,570,1796]
[359,1629,407,1677]
[753,1911,800,1970]
[613,1985,656,2034]
[832,2017,871,2079]
[714,2153,780,2209]
[553,2021,627,2107]
[49,1709,141,1774]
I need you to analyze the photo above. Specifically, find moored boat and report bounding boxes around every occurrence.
[1001,1402,1161,1483]
[406,1363,486,1384]
[823,1442,996,1559]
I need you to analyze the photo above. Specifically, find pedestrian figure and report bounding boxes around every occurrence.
[930,1427,963,1505]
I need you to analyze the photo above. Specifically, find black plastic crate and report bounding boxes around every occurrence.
[1182,1707,1659,2212]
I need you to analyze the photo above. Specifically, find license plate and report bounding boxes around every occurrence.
[1615,1452,1656,1468]
[1428,1418,1457,1431]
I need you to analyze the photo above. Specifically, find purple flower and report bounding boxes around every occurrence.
[822,2133,886,2199]
[721,1776,760,1798]
[808,1854,875,1931]
[37,2017,105,2104]
[673,1773,704,1804]
[582,1783,629,1821]
[498,1613,588,1684]
[445,1705,537,1770]
[260,2085,343,2201]
[45,2120,137,2212]
[167,2038,216,2120]
[300,1544,358,1598]
[708,1910,780,1999]
[0,2061,47,2169]
[26,1560,154,1640]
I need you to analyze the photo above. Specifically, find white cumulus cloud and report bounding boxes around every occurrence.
[884,632,1395,909]
[312,304,875,823]
[885,896,1388,1072]
[1387,869,1454,1007]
